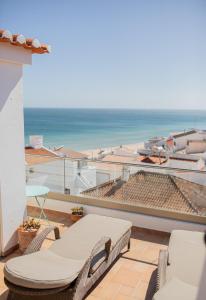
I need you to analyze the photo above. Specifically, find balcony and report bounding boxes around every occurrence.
[1,154,206,299]
[0,207,169,300]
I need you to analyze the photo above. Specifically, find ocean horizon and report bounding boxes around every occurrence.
[24,108,206,151]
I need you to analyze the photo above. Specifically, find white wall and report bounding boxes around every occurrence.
[28,198,206,233]
[174,132,202,151]
[0,44,31,254]
[186,141,206,154]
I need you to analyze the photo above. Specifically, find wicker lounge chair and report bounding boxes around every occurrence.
[154,230,206,300]
[4,214,132,300]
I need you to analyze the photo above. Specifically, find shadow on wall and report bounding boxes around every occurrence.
[0,62,22,111]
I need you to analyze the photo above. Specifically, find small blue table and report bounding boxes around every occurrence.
[26,185,50,223]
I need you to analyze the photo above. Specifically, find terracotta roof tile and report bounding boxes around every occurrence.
[53,147,88,159]
[25,146,88,165]
[0,29,50,54]
[137,156,167,165]
[82,171,206,216]
[25,147,59,165]
[25,147,57,157]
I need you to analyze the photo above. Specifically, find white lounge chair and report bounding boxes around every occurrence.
[4,214,132,300]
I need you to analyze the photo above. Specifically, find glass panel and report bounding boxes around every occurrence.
[25,154,206,219]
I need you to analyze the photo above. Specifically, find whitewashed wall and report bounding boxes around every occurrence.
[0,43,31,254]
[174,132,202,151]
[186,140,206,154]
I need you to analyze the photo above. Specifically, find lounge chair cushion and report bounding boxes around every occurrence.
[4,250,85,289]
[4,214,132,289]
[50,214,132,260]
[167,230,205,286]
[168,230,205,264]
[153,278,198,300]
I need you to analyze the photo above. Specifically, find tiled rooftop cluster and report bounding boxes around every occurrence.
[83,171,206,215]
[0,29,51,54]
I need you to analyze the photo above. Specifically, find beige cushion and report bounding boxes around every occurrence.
[50,214,132,260]
[4,214,132,289]
[167,230,206,286]
[4,250,85,289]
[153,278,198,300]
[169,230,205,262]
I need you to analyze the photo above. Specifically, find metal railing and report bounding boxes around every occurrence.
[25,154,206,222]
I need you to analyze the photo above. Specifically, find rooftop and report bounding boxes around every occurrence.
[82,170,206,215]
[25,146,88,165]
[53,147,88,159]
[102,154,137,164]
[0,29,51,54]
[137,156,167,165]
[25,147,58,165]
[172,129,197,139]
[0,207,169,300]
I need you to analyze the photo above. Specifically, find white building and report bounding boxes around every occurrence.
[25,143,97,194]
[171,129,204,151]
[0,29,50,255]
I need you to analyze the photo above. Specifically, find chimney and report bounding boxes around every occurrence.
[29,135,43,149]
[122,166,130,182]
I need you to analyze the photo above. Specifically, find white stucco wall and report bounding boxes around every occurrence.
[0,44,32,254]
[174,132,202,151]
[186,140,206,154]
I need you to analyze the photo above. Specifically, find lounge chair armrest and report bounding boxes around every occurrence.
[91,236,111,260]
[24,226,60,255]
[86,236,111,277]
[157,249,169,291]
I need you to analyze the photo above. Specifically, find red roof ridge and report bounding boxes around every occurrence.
[0,29,51,54]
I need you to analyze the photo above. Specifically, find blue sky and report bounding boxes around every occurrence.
[1,0,206,109]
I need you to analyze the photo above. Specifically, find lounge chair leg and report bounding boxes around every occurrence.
[7,290,14,300]
[127,239,131,251]
[54,226,60,240]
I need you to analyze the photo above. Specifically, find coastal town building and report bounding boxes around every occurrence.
[25,137,96,194]
[171,129,204,151]
[143,129,206,154]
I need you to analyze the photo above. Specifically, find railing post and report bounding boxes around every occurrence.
[63,158,66,193]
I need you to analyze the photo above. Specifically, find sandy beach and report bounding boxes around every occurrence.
[82,141,144,159]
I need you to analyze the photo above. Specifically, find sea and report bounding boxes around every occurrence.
[24,108,206,151]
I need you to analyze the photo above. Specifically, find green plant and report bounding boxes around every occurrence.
[20,218,41,231]
[71,207,84,216]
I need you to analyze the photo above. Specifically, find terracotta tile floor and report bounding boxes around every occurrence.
[0,206,169,300]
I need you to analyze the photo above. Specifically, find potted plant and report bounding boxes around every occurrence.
[70,206,84,222]
[18,218,41,253]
